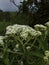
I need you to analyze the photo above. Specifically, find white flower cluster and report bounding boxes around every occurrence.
[26,46,31,50]
[6,24,23,34]
[44,50,49,62]
[34,24,47,31]
[6,24,42,40]
[0,36,4,46]
[15,44,19,49]
[45,22,49,27]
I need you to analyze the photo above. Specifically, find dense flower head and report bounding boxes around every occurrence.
[43,50,49,63]
[20,31,28,40]
[6,24,42,40]
[6,24,29,35]
[15,44,19,49]
[43,56,48,62]
[34,24,47,31]
[26,46,31,50]
[45,22,49,27]
[29,30,42,37]
[6,25,16,34]
[45,50,49,57]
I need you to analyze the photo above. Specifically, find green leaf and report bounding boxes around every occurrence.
[29,50,44,59]
[37,36,48,51]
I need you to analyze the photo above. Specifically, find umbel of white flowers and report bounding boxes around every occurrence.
[6,24,42,40]
[45,22,49,27]
[34,24,47,31]
[0,21,49,45]
[44,50,49,63]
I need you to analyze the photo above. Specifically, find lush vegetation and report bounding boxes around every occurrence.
[0,22,49,65]
[18,0,49,26]
[0,12,30,35]
[0,0,49,65]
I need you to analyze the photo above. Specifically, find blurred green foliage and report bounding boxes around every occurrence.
[0,12,30,35]
[0,10,49,35]
[0,12,29,25]
[19,0,49,27]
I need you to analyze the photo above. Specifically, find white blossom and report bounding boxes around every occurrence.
[20,61,23,65]
[34,24,47,31]
[15,44,19,48]
[6,24,22,35]
[45,50,49,57]
[43,50,49,62]
[6,24,42,38]
[20,32,28,40]
[45,22,49,27]
[29,30,42,37]
[23,26,35,32]
[0,36,4,45]
[26,46,31,50]
[6,25,16,34]
[6,25,13,30]
[20,25,38,39]
[43,56,48,62]
[6,29,16,34]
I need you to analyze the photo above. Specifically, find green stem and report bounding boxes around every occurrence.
[1,48,23,55]
[3,43,10,65]
[31,38,37,48]
[24,37,34,46]
[14,35,26,54]
[10,57,15,65]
